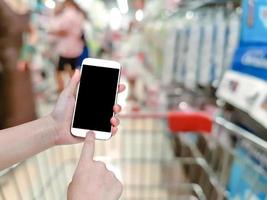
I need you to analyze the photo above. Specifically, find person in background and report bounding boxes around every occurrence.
[50,0,85,93]
[17,23,37,72]
[0,71,125,200]
[76,32,90,69]
[97,26,113,58]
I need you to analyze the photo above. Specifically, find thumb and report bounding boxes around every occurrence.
[66,69,80,96]
[78,132,95,167]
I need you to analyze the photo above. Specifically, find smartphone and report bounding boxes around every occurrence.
[71,58,121,140]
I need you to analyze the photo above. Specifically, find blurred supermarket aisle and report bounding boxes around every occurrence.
[1,0,267,200]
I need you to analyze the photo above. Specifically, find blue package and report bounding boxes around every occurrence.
[231,43,267,81]
[227,146,267,199]
[242,0,267,44]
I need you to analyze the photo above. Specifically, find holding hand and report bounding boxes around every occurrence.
[50,70,126,145]
[68,133,123,200]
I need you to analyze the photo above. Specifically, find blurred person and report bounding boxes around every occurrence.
[124,21,139,102]
[17,23,38,72]
[50,0,86,93]
[0,71,125,200]
[97,26,113,58]
[0,0,36,128]
[119,21,145,103]
[76,32,90,69]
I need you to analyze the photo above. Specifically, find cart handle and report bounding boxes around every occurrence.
[167,111,212,134]
[119,111,212,134]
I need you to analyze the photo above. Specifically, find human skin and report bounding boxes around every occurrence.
[0,70,125,171]
[67,132,123,200]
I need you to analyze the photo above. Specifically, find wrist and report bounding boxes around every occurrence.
[45,114,60,146]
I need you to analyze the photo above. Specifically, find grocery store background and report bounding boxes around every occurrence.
[1,0,267,199]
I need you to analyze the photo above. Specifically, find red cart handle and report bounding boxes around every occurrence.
[167,111,212,134]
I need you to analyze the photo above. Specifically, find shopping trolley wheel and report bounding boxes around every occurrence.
[167,111,212,134]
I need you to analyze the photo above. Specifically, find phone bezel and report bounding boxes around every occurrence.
[71,58,121,140]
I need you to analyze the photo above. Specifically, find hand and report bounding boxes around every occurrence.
[50,70,126,145]
[67,133,123,200]
[17,60,28,72]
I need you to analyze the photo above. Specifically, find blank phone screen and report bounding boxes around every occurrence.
[73,65,120,132]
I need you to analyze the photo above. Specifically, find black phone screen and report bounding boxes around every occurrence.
[73,65,120,132]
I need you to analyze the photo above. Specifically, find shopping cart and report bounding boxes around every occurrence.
[0,111,267,200]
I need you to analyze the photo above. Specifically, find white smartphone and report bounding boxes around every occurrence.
[71,58,121,140]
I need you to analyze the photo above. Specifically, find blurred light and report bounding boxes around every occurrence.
[135,9,144,22]
[117,0,129,14]
[179,102,188,110]
[110,7,122,30]
[185,11,194,20]
[44,0,56,9]
[75,0,93,10]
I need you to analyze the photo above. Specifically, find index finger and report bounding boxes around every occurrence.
[77,132,95,167]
